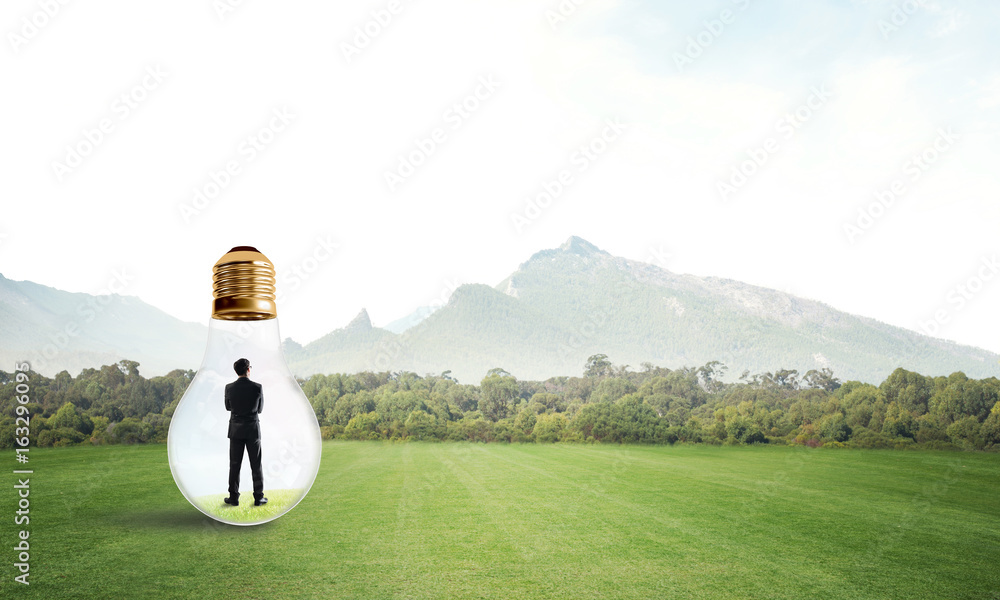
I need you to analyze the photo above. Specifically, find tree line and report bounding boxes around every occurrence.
[2,355,999,451]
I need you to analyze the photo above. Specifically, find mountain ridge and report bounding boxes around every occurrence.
[283,237,999,383]
[0,273,206,377]
[2,237,997,383]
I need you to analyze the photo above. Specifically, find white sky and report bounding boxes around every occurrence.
[2,0,999,356]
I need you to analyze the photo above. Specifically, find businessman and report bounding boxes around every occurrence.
[224,358,267,507]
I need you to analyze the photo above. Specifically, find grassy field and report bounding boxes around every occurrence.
[194,489,303,525]
[2,442,998,599]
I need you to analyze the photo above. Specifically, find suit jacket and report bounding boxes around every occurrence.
[225,377,264,440]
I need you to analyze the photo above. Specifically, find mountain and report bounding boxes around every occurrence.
[0,273,206,377]
[284,309,399,376]
[284,237,999,383]
[4,238,998,383]
[382,305,440,334]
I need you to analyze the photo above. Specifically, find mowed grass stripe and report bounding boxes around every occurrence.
[2,442,998,600]
[457,444,845,598]
[463,444,995,599]
[519,445,857,598]
[431,443,574,598]
[454,444,722,598]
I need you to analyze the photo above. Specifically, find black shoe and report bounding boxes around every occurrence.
[224,496,239,506]
[254,497,268,506]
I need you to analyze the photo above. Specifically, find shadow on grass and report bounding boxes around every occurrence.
[111,506,278,532]
[112,506,211,529]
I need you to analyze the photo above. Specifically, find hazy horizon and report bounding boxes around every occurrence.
[4,233,999,360]
[3,0,998,355]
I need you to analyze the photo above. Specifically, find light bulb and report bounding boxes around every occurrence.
[167,246,321,526]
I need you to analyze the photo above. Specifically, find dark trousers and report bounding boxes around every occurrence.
[228,437,264,501]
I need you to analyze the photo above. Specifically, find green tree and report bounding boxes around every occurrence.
[947,416,983,450]
[584,354,612,378]
[404,410,438,441]
[49,401,93,435]
[480,371,518,421]
[533,413,567,442]
[881,402,915,439]
[513,408,537,441]
[881,368,933,415]
[804,368,841,392]
[90,416,111,444]
[591,378,636,404]
[696,361,728,393]
[817,413,852,442]
[724,414,766,444]
[981,401,1000,448]
[769,369,800,391]
[343,412,381,440]
[109,418,148,444]
[839,383,884,430]
[529,392,564,413]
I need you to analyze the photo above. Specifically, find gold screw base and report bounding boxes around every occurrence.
[212,246,277,321]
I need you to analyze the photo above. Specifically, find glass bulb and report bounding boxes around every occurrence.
[167,247,321,526]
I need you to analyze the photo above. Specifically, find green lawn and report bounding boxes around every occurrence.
[2,442,998,599]
[194,489,304,525]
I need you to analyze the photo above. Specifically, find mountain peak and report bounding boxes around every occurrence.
[282,337,303,353]
[559,236,605,256]
[346,308,372,331]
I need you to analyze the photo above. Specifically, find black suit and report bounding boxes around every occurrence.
[225,376,264,501]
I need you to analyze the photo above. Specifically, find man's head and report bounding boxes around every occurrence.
[234,358,251,377]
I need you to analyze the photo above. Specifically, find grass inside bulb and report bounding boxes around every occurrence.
[167,247,321,526]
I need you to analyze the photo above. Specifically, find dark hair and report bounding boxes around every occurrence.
[234,358,251,376]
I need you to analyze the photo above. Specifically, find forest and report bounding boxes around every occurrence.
[2,355,999,451]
